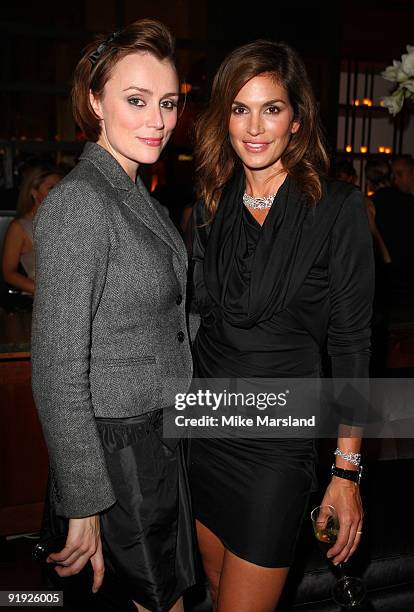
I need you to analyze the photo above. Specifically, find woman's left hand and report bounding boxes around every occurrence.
[319,477,363,566]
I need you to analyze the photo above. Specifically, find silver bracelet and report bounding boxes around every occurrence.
[334,448,361,467]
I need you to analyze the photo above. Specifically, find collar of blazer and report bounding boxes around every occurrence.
[80,142,187,265]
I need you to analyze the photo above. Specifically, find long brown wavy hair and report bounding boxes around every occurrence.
[195,40,329,219]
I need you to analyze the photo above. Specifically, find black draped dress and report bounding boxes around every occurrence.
[189,175,374,567]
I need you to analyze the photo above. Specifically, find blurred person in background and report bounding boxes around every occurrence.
[332,157,390,266]
[366,158,414,304]
[364,160,392,266]
[365,158,414,373]
[392,154,414,196]
[2,163,62,295]
[334,158,358,185]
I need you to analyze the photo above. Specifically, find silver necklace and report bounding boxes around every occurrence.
[243,192,277,210]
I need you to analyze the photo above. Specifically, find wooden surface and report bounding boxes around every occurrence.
[0,358,48,536]
[0,305,31,357]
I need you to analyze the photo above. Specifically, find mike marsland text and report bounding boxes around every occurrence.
[174,415,316,428]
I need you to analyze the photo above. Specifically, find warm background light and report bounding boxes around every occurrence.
[360,146,368,153]
[346,145,352,152]
[150,175,158,193]
[180,82,192,94]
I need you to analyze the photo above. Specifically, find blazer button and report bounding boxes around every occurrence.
[177,331,185,343]
[176,294,183,305]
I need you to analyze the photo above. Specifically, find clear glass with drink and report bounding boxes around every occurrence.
[311,505,366,608]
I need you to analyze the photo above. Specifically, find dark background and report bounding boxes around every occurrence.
[1,0,413,208]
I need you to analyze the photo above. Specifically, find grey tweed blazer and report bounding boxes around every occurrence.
[31,142,192,518]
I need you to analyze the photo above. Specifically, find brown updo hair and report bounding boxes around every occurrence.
[72,19,176,142]
[195,40,329,219]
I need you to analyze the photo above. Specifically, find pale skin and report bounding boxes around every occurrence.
[196,74,363,612]
[2,173,61,294]
[48,52,181,611]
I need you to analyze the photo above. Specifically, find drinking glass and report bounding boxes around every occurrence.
[311,505,366,608]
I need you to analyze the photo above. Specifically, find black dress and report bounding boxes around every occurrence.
[189,175,374,567]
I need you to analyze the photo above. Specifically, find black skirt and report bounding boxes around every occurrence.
[96,410,196,611]
[43,410,196,612]
[189,436,317,568]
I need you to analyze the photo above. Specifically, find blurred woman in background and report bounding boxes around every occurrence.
[2,163,62,294]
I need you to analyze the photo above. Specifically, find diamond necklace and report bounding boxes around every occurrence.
[243,192,277,210]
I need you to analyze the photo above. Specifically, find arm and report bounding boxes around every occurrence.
[2,221,35,294]
[322,189,375,565]
[32,181,115,589]
[31,180,116,519]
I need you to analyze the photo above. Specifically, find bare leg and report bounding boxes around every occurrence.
[217,549,289,612]
[196,520,225,609]
[133,602,149,611]
[196,520,289,612]
[133,597,184,612]
[168,598,184,612]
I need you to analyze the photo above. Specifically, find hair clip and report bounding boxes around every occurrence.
[88,30,122,66]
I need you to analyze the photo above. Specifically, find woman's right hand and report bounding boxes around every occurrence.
[47,515,104,593]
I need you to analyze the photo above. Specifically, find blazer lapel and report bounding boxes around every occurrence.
[123,179,187,266]
[80,142,187,266]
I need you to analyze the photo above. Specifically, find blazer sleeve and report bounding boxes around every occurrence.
[327,189,375,378]
[31,179,116,518]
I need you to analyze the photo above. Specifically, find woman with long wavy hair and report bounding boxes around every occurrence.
[189,40,373,610]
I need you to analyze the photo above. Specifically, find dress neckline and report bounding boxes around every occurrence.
[242,204,263,229]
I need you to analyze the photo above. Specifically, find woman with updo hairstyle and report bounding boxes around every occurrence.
[189,40,374,610]
[31,19,196,611]
[2,163,62,294]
